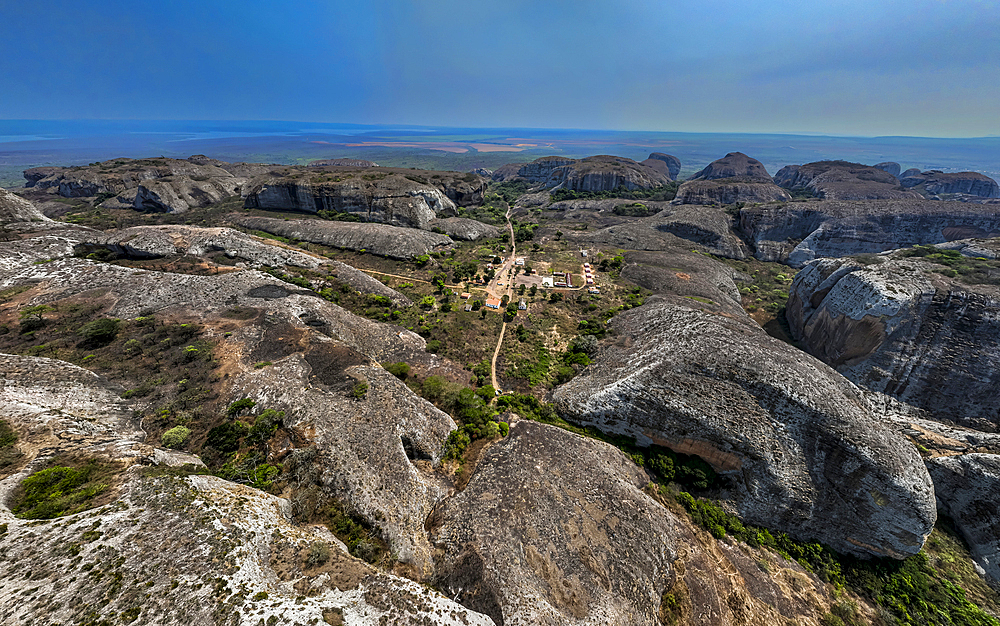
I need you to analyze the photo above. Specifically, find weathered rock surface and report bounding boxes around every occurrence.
[773,161,918,200]
[80,224,412,305]
[431,420,854,626]
[133,176,240,213]
[787,256,1000,429]
[232,215,454,260]
[243,174,457,229]
[689,152,774,183]
[619,248,748,318]
[0,469,492,626]
[740,199,1000,266]
[927,454,1000,586]
[492,155,670,191]
[900,170,1000,199]
[641,152,681,180]
[0,188,52,224]
[553,299,936,558]
[673,180,791,205]
[428,217,500,241]
[578,204,749,260]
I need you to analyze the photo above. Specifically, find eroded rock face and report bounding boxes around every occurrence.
[133,177,240,213]
[773,161,917,200]
[787,256,1000,429]
[553,300,936,558]
[491,155,670,191]
[232,215,454,260]
[308,158,379,167]
[874,162,902,178]
[927,454,1000,587]
[740,199,1000,266]
[900,170,1000,199]
[431,420,849,626]
[641,152,681,180]
[244,174,457,229]
[689,152,774,183]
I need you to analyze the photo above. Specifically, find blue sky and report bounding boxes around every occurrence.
[1,0,997,137]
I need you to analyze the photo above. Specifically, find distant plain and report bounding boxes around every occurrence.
[2,119,999,188]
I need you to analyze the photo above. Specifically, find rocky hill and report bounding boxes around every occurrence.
[773,161,919,200]
[740,198,1000,266]
[491,155,670,191]
[640,152,682,180]
[674,153,791,205]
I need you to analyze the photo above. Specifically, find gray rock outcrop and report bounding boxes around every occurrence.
[673,180,791,205]
[927,454,1000,587]
[641,152,681,180]
[553,299,936,559]
[772,161,916,200]
[740,199,1000,266]
[0,188,52,224]
[787,256,1000,429]
[308,158,379,167]
[900,170,1000,199]
[689,152,774,183]
[231,215,454,259]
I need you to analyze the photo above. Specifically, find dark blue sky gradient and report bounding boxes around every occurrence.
[1,0,997,136]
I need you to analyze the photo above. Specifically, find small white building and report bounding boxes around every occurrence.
[541,277,554,288]
[518,299,527,310]
[515,257,525,266]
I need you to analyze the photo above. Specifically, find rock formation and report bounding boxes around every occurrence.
[673,153,790,205]
[772,161,916,200]
[688,152,775,183]
[231,215,454,259]
[553,299,936,559]
[900,170,1000,199]
[491,155,670,191]
[428,217,501,241]
[641,152,681,180]
[308,158,379,167]
[873,162,902,177]
[787,255,1000,429]
[0,188,52,224]
[740,199,1000,266]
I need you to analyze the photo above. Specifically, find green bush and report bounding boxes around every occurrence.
[226,398,256,416]
[306,541,330,567]
[351,381,369,399]
[383,362,410,380]
[11,459,115,519]
[77,318,120,347]
[160,425,191,449]
[206,421,248,453]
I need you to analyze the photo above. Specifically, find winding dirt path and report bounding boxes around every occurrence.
[489,208,517,393]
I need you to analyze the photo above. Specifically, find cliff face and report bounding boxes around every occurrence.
[553,299,936,559]
[900,170,1000,199]
[243,174,458,229]
[0,188,52,224]
[740,199,1000,266]
[773,161,918,200]
[787,256,1000,430]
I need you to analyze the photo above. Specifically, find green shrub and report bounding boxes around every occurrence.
[161,426,191,449]
[11,459,116,519]
[351,381,369,399]
[226,398,256,416]
[77,318,119,347]
[206,421,248,453]
[383,362,410,380]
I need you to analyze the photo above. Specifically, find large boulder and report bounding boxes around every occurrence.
[740,199,1000,266]
[874,162,902,178]
[641,152,681,180]
[553,299,936,559]
[787,255,1000,430]
[772,161,917,200]
[431,420,853,626]
[0,188,52,224]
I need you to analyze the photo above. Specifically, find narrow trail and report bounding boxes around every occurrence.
[489,207,517,393]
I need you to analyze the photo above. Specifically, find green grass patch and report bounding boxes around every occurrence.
[10,456,123,519]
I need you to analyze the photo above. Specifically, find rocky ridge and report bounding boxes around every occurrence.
[900,169,1000,199]
[674,153,790,205]
[492,155,670,191]
[773,161,918,200]
[640,152,682,180]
